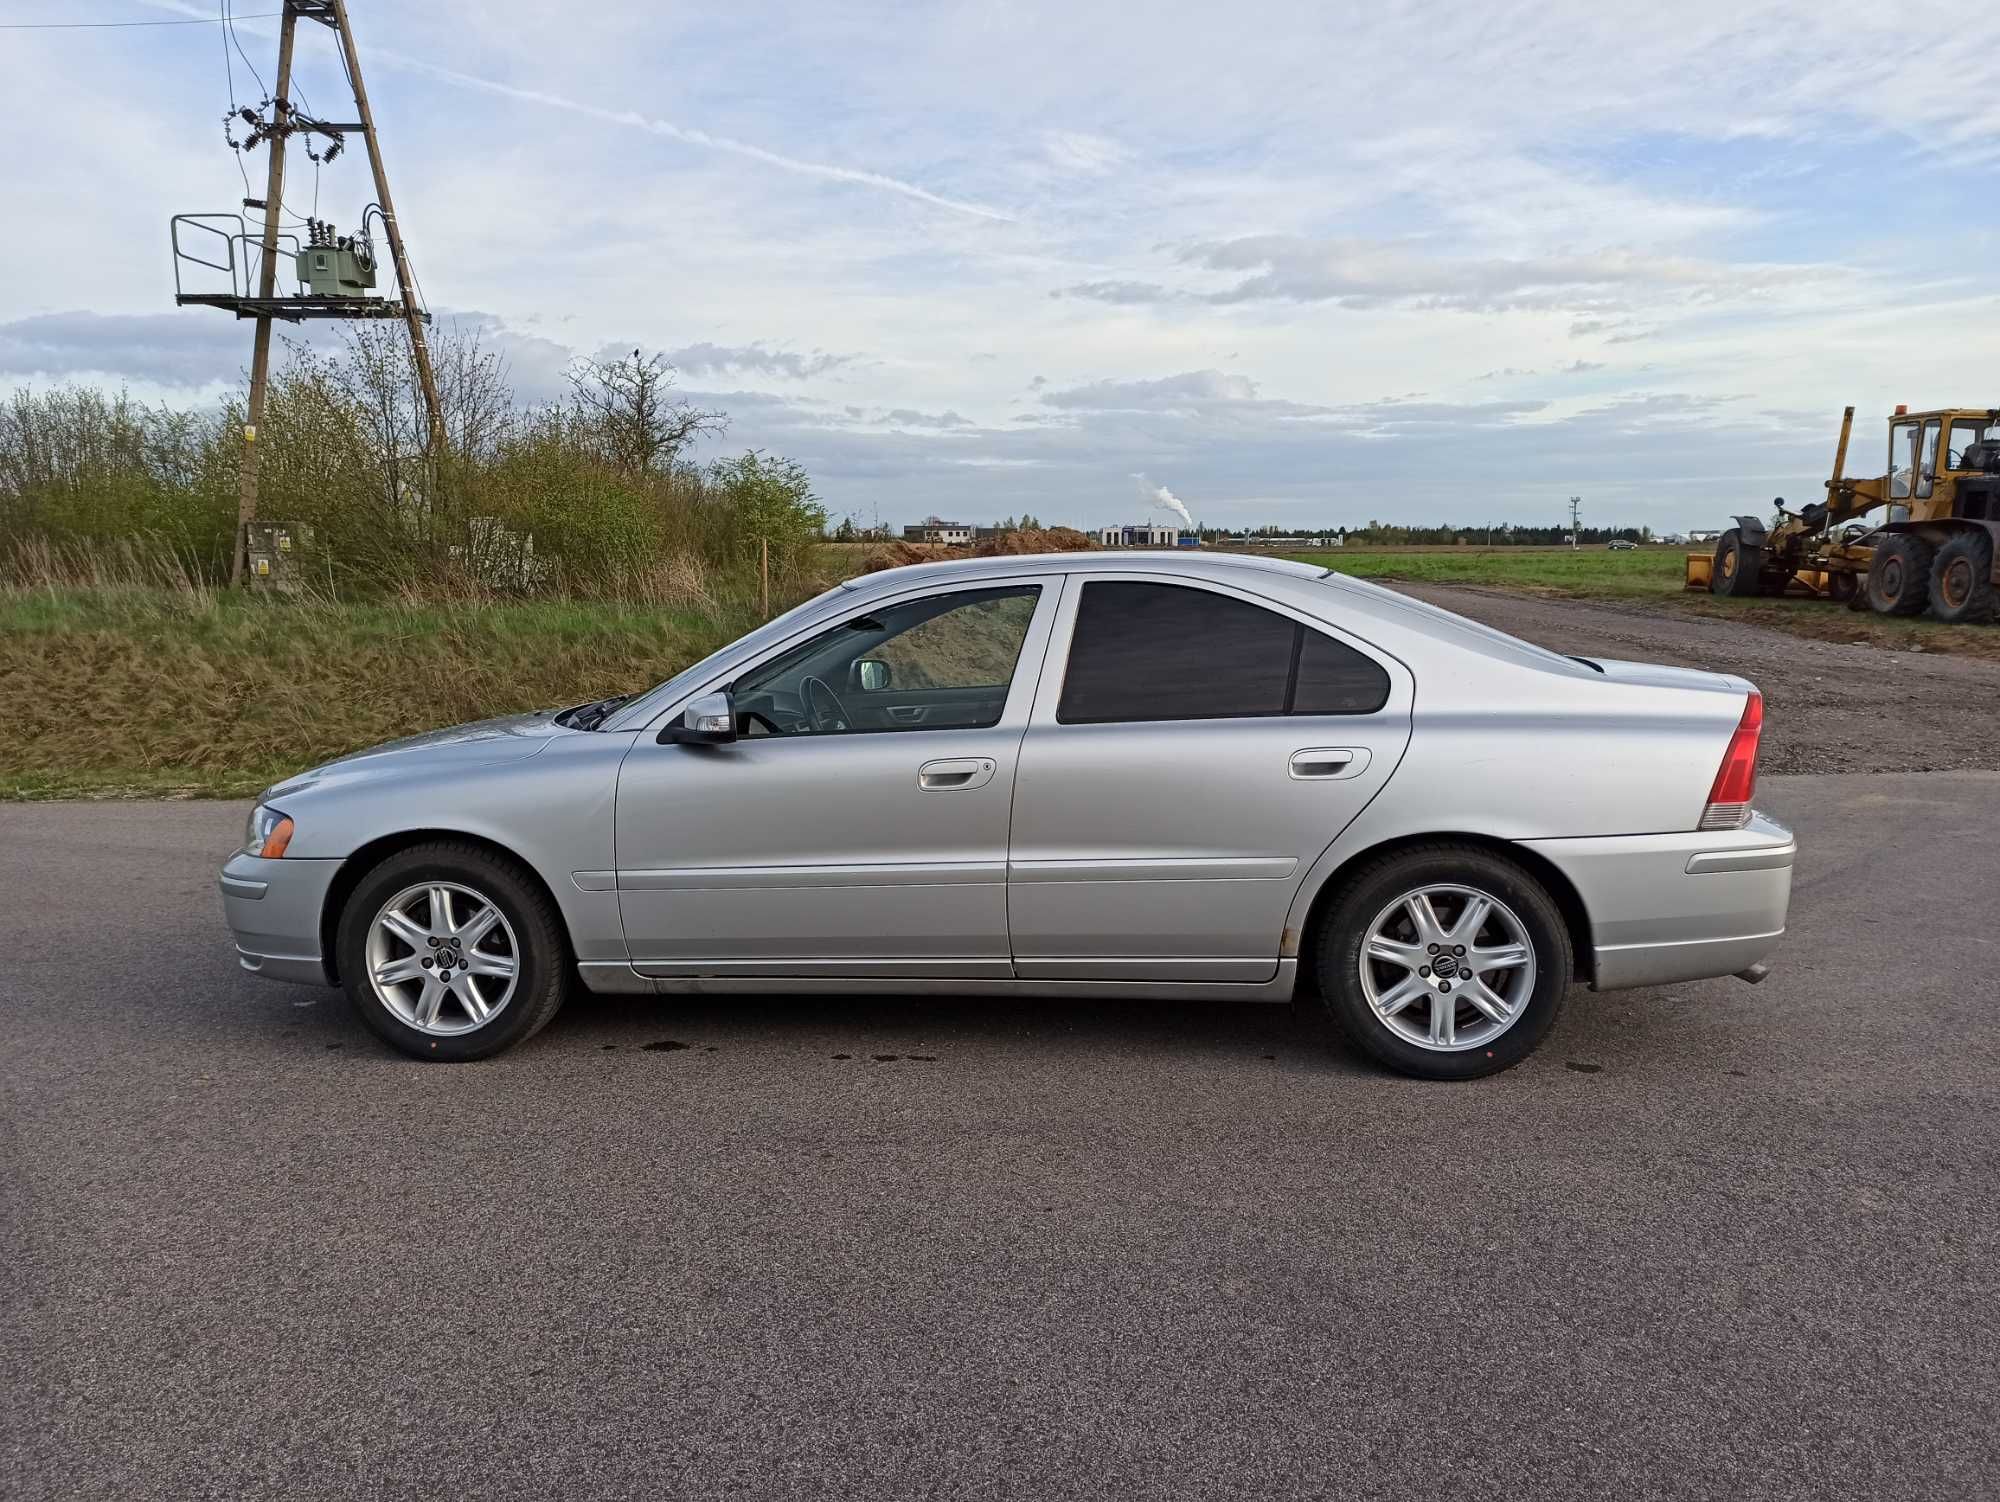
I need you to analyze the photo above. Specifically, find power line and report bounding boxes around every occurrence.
[222,0,268,99]
[0,11,280,28]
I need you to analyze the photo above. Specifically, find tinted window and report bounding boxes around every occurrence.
[1293,627,1391,713]
[1058,581,1388,723]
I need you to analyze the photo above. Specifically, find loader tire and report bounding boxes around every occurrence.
[1827,571,1859,605]
[1929,533,1996,624]
[1713,529,1764,597]
[1867,534,1935,616]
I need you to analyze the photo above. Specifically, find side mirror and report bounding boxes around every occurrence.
[660,689,736,745]
[853,658,891,692]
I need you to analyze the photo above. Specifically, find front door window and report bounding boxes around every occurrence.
[1916,419,1942,499]
[732,586,1040,736]
[1889,423,1917,499]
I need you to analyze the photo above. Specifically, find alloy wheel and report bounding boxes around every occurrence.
[1358,883,1538,1052]
[365,881,520,1036]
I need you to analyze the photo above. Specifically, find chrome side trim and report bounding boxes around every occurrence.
[1686,844,1797,875]
[617,861,1004,892]
[631,956,1015,980]
[571,869,617,892]
[1007,856,1297,884]
[1012,956,1280,982]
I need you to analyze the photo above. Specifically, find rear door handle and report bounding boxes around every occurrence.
[1289,747,1370,781]
[919,757,997,791]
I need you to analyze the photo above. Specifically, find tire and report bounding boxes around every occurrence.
[1713,529,1765,597]
[1826,571,1858,605]
[1866,534,1936,616]
[1309,843,1572,1081]
[335,840,571,1061]
[1928,532,1996,624]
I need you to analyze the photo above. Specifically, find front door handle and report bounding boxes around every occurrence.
[1289,747,1371,781]
[919,757,997,791]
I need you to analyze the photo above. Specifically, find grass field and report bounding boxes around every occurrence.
[1284,544,1686,600]
[6,543,1996,800]
[0,589,758,798]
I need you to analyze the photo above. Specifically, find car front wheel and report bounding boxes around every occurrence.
[1312,844,1571,1079]
[335,840,571,1061]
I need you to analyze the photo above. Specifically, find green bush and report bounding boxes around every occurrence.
[0,329,828,603]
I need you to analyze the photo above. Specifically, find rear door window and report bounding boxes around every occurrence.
[1057,581,1388,723]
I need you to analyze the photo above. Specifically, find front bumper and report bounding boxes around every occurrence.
[218,851,343,987]
[1519,811,1794,992]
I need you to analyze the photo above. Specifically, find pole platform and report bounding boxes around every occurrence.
[175,293,431,324]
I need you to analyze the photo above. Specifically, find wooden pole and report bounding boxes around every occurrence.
[328,0,444,455]
[231,4,300,587]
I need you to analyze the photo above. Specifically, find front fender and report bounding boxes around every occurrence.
[1730,514,1769,547]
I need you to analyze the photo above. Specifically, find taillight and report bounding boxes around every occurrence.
[1699,691,1763,830]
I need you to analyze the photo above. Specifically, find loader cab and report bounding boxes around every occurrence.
[1945,414,1999,472]
[1890,409,2000,518]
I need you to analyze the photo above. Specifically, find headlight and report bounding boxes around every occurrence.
[243,804,295,859]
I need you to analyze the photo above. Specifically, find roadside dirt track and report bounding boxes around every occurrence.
[1393,583,2000,775]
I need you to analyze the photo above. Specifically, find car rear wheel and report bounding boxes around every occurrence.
[1311,844,1571,1080]
[335,840,571,1060]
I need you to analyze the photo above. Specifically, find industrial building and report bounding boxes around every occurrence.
[1097,523,1183,548]
[903,518,975,545]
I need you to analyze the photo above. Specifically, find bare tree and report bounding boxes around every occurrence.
[566,349,726,472]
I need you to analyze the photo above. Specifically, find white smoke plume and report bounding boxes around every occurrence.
[1132,473,1194,529]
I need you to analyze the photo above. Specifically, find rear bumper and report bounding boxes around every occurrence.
[219,851,342,987]
[1518,811,1794,992]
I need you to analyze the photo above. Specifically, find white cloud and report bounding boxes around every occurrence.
[12,0,2000,535]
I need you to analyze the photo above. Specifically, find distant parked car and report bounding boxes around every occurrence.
[220,552,1792,1079]
[1607,539,1639,550]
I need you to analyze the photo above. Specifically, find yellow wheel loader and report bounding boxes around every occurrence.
[1686,406,2000,623]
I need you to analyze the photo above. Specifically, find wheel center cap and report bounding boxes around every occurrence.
[1432,953,1460,980]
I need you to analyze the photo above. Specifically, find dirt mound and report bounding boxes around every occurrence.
[859,527,1096,574]
[974,526,1097,557]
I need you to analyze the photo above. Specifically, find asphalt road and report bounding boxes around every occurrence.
[5,779,1997,1501]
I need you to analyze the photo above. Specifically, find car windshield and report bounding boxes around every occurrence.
[599,583,851,732]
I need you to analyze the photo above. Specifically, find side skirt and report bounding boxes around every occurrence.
[576,958,1300,1004]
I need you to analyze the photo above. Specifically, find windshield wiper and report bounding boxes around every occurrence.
[557,693,634,731]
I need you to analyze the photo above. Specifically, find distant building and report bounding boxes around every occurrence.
[903,517,975,546]
[1098,523,1180,547]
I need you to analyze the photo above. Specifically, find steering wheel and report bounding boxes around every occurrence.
[800,675,851,733]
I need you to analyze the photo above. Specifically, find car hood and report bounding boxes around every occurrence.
[262,711,571,800]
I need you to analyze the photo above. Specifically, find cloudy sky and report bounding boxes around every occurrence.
[3,1,1997,533]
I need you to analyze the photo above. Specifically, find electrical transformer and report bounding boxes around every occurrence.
[294,219,378,298]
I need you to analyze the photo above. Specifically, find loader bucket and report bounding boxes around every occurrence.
[1684,551,1713,592]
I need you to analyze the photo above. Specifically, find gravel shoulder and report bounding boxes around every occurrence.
[1393,582,2000,774]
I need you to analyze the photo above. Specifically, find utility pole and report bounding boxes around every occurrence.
[177,0,441,587]
[328,0,444,455]
[230,6,300,586]
[1569,495,1582,548]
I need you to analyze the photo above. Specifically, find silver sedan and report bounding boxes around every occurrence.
[219,552,1792,1078]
